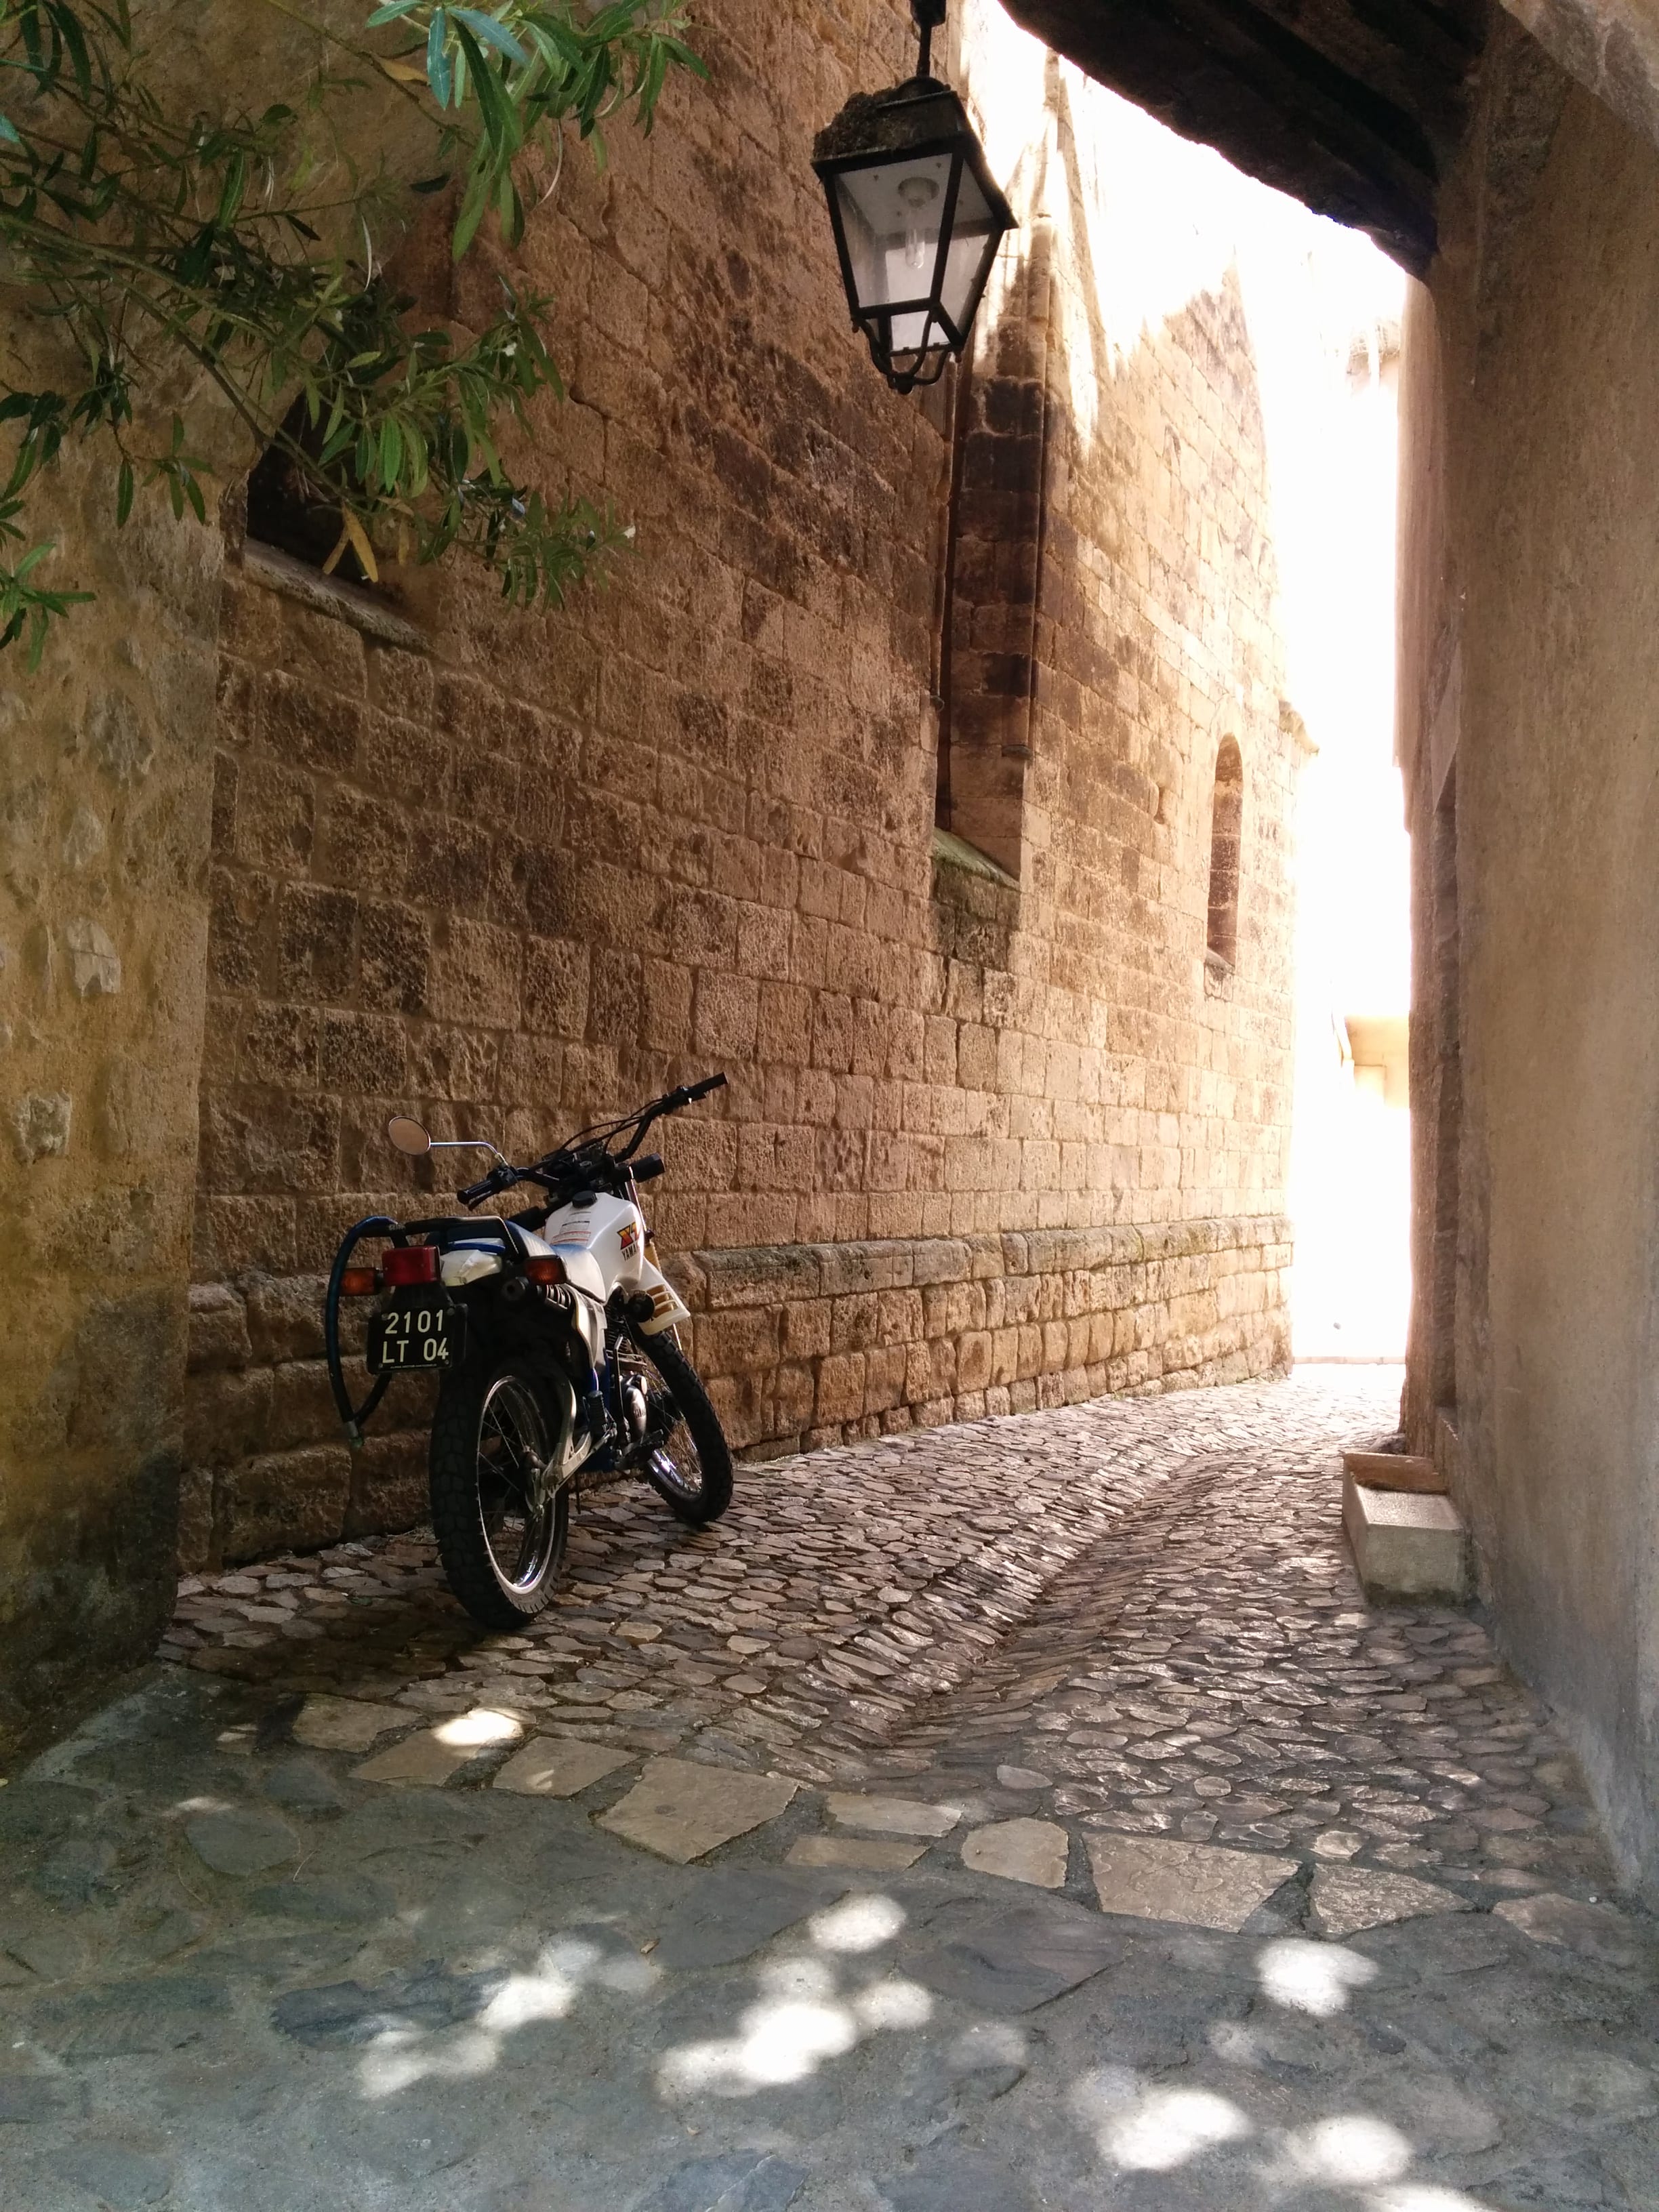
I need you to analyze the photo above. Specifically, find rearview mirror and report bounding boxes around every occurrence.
[386,1115,432,1158]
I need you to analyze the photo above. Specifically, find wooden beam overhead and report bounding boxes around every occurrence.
[998,0,1489,272]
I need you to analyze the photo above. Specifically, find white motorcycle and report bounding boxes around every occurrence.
[323,1075,733,1629]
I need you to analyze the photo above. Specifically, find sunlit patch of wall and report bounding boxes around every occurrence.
[951,23,1412,1374]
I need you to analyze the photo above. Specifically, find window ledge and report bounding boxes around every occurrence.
[1204,948,1235,996]
[931,825,1019,888]
[241,539,427,654]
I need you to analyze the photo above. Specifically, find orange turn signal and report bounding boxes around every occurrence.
[340,1266,379,1296]
[525,1255,566,1286]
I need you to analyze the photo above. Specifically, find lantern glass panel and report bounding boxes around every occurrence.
[938,162,996,333]
[813,66,1015,390]
[831,151,955,344]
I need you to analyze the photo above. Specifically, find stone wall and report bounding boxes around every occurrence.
[0,1,457,1755]
[1399,14,1659,1895]
[184,1208,1290,1564]
[181,5,1301,1566]
[0,441,220,1753]
[675,1212,1291,1448]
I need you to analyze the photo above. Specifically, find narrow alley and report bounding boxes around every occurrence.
[3,1373,1652,2211]
[10,0,1659,2206]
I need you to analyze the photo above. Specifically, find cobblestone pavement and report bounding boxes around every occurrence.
[4,1372,1658,2211]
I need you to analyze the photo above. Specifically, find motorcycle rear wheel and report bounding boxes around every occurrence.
[630,1331,734,1527]
[429,1359,569,1629]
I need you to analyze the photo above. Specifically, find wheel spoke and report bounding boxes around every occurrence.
[472,1374,560,1594]
[623,1357,703,1500]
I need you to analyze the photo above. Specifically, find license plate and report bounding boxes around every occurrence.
[368,1300,466,1372]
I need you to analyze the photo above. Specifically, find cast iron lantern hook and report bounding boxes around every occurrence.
[912,0,948,81]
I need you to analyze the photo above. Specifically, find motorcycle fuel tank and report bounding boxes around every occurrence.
[539,1191,642,1301]
[540,1193,691,1334]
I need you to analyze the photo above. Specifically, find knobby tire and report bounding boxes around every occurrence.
[637,1332,734,1526]
[429,1358,568,1630]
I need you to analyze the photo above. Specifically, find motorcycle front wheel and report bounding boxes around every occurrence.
[429,1359,569,1629]
[627,1330,735,1528]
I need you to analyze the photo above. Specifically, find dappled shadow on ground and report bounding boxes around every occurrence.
[3,1378,1656,2209]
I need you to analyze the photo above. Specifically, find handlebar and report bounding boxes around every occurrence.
[613,1071,726,1160]
[455,1076,725,1208]
[457,1161,518,1207]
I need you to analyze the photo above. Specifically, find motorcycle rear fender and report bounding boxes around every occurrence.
[440,1245,505,1288]
[632,1256,691,1337]
[535,1361,585,1494]
[565,1286,606,1366]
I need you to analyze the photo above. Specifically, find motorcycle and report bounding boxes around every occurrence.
[322,1073,733,1631]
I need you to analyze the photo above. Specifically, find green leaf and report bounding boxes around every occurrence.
[426,8,453,104]
[452,20,510,147]
[0,0,701,665]
[451,177,488,259]
[54,4,93,99]
[215,148,246,227]
[455,9,527,64]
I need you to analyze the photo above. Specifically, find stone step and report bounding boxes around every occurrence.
[1342,1449,1446,1493]
[1343,1469,1469,1600]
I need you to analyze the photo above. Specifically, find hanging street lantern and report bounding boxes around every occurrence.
[813,0,1015,394]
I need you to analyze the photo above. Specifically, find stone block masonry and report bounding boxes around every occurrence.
[180,1213,1288,1568]
[180,3,1303,1564]
[685,1213,1291,1455]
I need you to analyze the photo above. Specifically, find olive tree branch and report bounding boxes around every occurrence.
[0,0,704,661]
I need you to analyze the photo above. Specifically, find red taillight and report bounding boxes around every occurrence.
[525,1254,566,1286]
[382,1244,438,1288]
[340,1266,379,1296]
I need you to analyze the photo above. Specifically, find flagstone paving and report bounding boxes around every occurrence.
[3,1370,1657,2209]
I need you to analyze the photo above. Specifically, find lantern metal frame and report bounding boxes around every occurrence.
[812,0,1015,394]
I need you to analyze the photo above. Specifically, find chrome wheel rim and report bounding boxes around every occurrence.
[476,1373,560,1593]
[621,1344,703,1502]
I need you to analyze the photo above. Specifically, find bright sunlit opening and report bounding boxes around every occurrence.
[658,1997,860,2096]
[476,1968,578,2034]
[1107,2086,1253,2171]
[359,2024,497,2098]
[1073,2074,1252,2173]
[851,1976,934,2031]
[1370,2188,1501,2211]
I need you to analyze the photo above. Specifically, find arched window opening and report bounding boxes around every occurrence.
[1206,737,1244,974]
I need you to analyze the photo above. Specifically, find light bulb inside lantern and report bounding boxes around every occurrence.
[898,173,940,271]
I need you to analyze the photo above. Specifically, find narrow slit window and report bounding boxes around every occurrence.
[1206,737,1244,970]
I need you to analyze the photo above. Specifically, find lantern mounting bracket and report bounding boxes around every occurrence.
[910,0,948,81]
